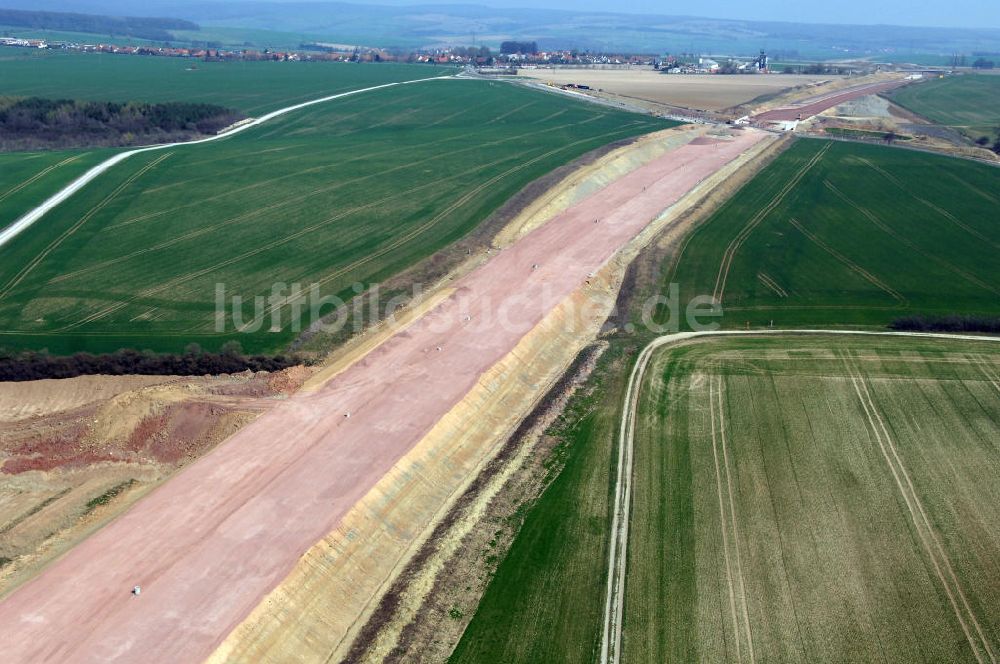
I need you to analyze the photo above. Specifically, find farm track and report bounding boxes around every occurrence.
[600,329,1000,664]
[0,75,453,250]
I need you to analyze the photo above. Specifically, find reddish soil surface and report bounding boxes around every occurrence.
[0,371,297,475]
[754,79,909,122]
[0,129,767,663]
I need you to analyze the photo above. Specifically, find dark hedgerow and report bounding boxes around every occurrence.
[889,314,1000,334]
[0,97,245,151]
[0,345,304,381]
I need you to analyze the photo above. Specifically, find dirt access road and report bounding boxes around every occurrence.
[754,78,909,122]
[0,129,767,663]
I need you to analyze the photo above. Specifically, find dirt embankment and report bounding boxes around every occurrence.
[800,93,1000,163]
[0,366,311,594]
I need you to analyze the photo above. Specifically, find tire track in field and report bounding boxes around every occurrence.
[62,127,635,330]
[0,154,84,204]
[709,375,743,663]
[859,158,999,250]
[844,354,996,664]
[787,217,906,303]
[824,181,1000,297]
[756,272,788,298]
[711,374,756,663]
[712,142,830,303]
[51,113,619,289]
[0,153,172,300]
[483,101,536,125]
[942,172,999,207]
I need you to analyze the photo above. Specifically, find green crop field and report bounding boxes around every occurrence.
[0,47,446,113]
[661,139,1000,330]
[625,335,1000,662]
[0,78,671,354]
[890,75,1000,140]
[455,334,1000,663]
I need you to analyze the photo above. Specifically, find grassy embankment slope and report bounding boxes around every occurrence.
[0,77,671,354]
[624,336,1000,663]
[664,139,1000,329]
[454,140,1000,662]
[890,74,1000,141]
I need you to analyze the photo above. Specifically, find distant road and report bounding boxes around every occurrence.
[0,76,451,250]
[753,78,910,123]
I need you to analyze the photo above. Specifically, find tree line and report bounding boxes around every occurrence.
[0,97,244,151]
[889,314,1000,334]
[0,8,197,42]
[0,345,302,382]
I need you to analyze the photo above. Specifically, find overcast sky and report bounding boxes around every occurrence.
[357,0,1000,29]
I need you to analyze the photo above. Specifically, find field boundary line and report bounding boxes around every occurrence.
[0,75,455,250]
[786,217,905,302]
[844,356,995,663]
[712,142,830,303]
[600,328,1000,664]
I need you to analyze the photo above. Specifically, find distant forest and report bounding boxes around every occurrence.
[0,8,197,41]
[0,97,245,150]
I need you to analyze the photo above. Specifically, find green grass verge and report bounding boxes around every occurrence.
[662,139,1000,330]
[84,480,137,513]
[0,79,672,354]
[890,75,1000,140]
[624,335,1000,662]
